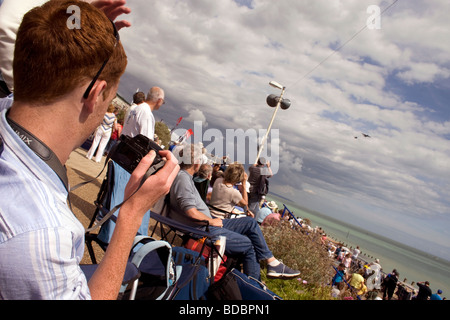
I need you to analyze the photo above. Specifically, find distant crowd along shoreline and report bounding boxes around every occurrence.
[271,202,443,299]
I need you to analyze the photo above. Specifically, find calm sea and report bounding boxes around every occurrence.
[266,193,450,297]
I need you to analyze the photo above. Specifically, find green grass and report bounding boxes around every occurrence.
[260,221,336,300]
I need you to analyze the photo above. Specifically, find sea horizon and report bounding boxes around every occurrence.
[269,191,450,264]
[266,192,450,297]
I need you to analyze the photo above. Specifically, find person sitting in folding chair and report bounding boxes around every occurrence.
[169,144,300,281]
[193,163,213,203]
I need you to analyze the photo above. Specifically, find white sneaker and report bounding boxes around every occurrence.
[267,262,301,279]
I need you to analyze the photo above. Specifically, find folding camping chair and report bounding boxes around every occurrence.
[83,160,210,300]
[81,236,181,300]
[80,263,141,300]
[84,160,114,264]
[281,204,303,228]
[150,194,236,243]
[148,193,248,286]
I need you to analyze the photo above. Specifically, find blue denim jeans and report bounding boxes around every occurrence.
[208,217,273,280]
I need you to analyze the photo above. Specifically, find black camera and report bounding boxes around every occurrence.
[110,134,165,176]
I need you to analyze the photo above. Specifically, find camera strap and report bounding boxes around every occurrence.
[6,114,69,192]
[6,111,112,194]
[6,113,160,233]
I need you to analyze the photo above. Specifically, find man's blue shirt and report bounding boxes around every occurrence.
[0,109,90,299]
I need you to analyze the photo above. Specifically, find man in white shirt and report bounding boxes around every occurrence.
[123,91,145,127]
[121,86,165,140]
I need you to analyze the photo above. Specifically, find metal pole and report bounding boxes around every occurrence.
[255,87,286,164]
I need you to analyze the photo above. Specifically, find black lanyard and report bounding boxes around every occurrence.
[5,113,158,232]
[6,113,69,192]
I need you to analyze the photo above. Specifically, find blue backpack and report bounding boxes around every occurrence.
[171,246,211,300]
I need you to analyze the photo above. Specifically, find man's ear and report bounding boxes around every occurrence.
[83,80,108,114]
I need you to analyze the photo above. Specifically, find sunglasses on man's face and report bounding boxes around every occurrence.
[83,20,120,99]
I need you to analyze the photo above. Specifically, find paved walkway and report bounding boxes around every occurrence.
[67,147,107,181]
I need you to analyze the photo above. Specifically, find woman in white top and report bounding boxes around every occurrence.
[86,104,117,163]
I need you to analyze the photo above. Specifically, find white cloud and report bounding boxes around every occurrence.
[184,108,208,127]
[396,62,450,84]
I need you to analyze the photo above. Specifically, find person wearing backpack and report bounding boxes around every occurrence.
[382,269,399,300]
[248,157,272,217]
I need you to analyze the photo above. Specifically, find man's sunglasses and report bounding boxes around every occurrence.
[83,20,120,99]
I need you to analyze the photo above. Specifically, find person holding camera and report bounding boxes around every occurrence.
[209,162,254,218]
[0,0,179,299]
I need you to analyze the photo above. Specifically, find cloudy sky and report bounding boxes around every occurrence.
[115,0,450,260]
